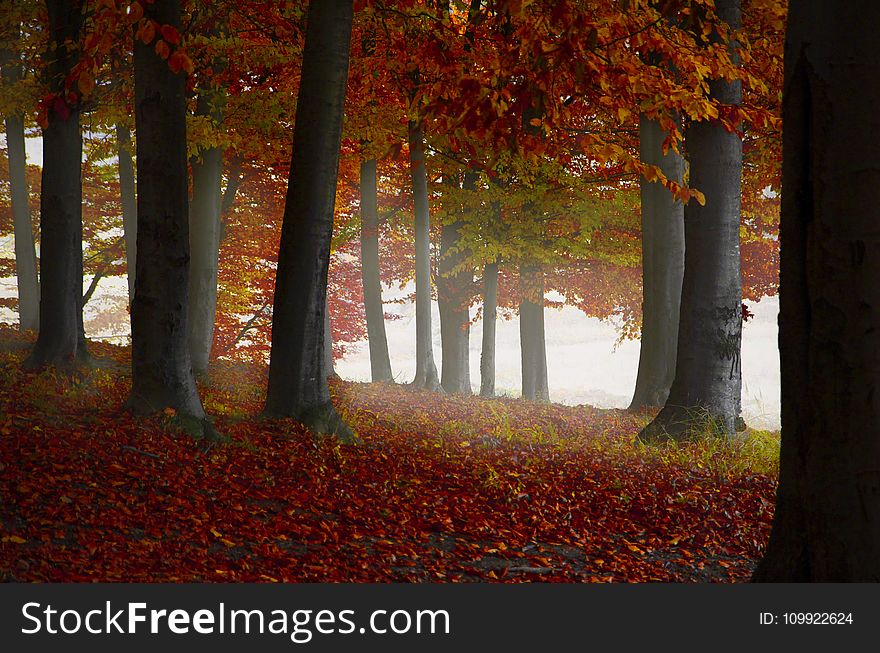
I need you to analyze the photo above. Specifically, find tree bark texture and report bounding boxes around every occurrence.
[25,0,85,370]
[754,0,880,581]
[629,115,685,409]
[1,35,40,331]
[518,90,549,402]
[116,123,137,303]
[359,158,394,382]
[520,263,549,401]
[480,260,499,397]
[264,0,355,440]
[408,120,441,390]
[639,0,743,441]
[187,49,226,375]
[438,172,474,395]
[128,0,207,428]
[187,91,225,375]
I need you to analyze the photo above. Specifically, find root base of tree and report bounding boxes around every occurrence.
[297,401,360,444]
[638,405,742,444]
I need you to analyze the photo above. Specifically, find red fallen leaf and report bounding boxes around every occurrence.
[0,328,777,583]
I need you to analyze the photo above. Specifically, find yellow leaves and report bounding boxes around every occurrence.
[683,96,720,122]
[641,164,664,185]
[77,70,95,96]
[689,189,707,206]
[622,539,643,554]
[616,106,632,124]
[210,528,236,548]
[594,141,624,163]
[694,60,713,80]
[704,103,720,120]
[187,114,232,157]
[508,0,533,15]
[1,535,27,544]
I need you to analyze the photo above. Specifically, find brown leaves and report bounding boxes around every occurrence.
[0,329,776,583]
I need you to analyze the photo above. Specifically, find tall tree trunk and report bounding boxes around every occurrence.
[408,120,441,390]
[187,132,223,373]
[187,145,222,375]
[438,173,474,395]
[116,123,137,304]
[128,0,210,435]
[639,0,743,441]
[359,158,393,382]
[518,89,548,402]
[519,263,549,401]
[480,260,498,397]
[629,115,685,409]
[1,34,40,332]
[438,218,472,394]
[24,0,86,370]
[264,0,355,441]
[187,55,226,376]
[754,0,880,582]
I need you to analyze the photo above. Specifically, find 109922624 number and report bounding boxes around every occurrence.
[783,613,853,625]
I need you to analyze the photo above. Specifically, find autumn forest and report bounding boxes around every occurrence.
[0,0,878,583]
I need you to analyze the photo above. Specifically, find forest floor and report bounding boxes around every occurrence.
[0,325,778,582]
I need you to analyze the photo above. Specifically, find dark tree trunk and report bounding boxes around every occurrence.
[517,88,548,402]
[438,217,472,394]
[116,123,137,304]
[263,0,355,440]
[435,0,481,395]
[629,115,685,409]
[128,0,209,434]
[479,260,498,397]
[25,1,86,370]
[438,172,474,395]
[753,0,880,582]
[1,35,40,332]
[519,263,548,401]
[187,90,224,376]
[359,158,393,382]
[408,120,441,390]
[639,0,742,441]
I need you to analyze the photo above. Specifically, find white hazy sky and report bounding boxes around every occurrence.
[335,285,781,430]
